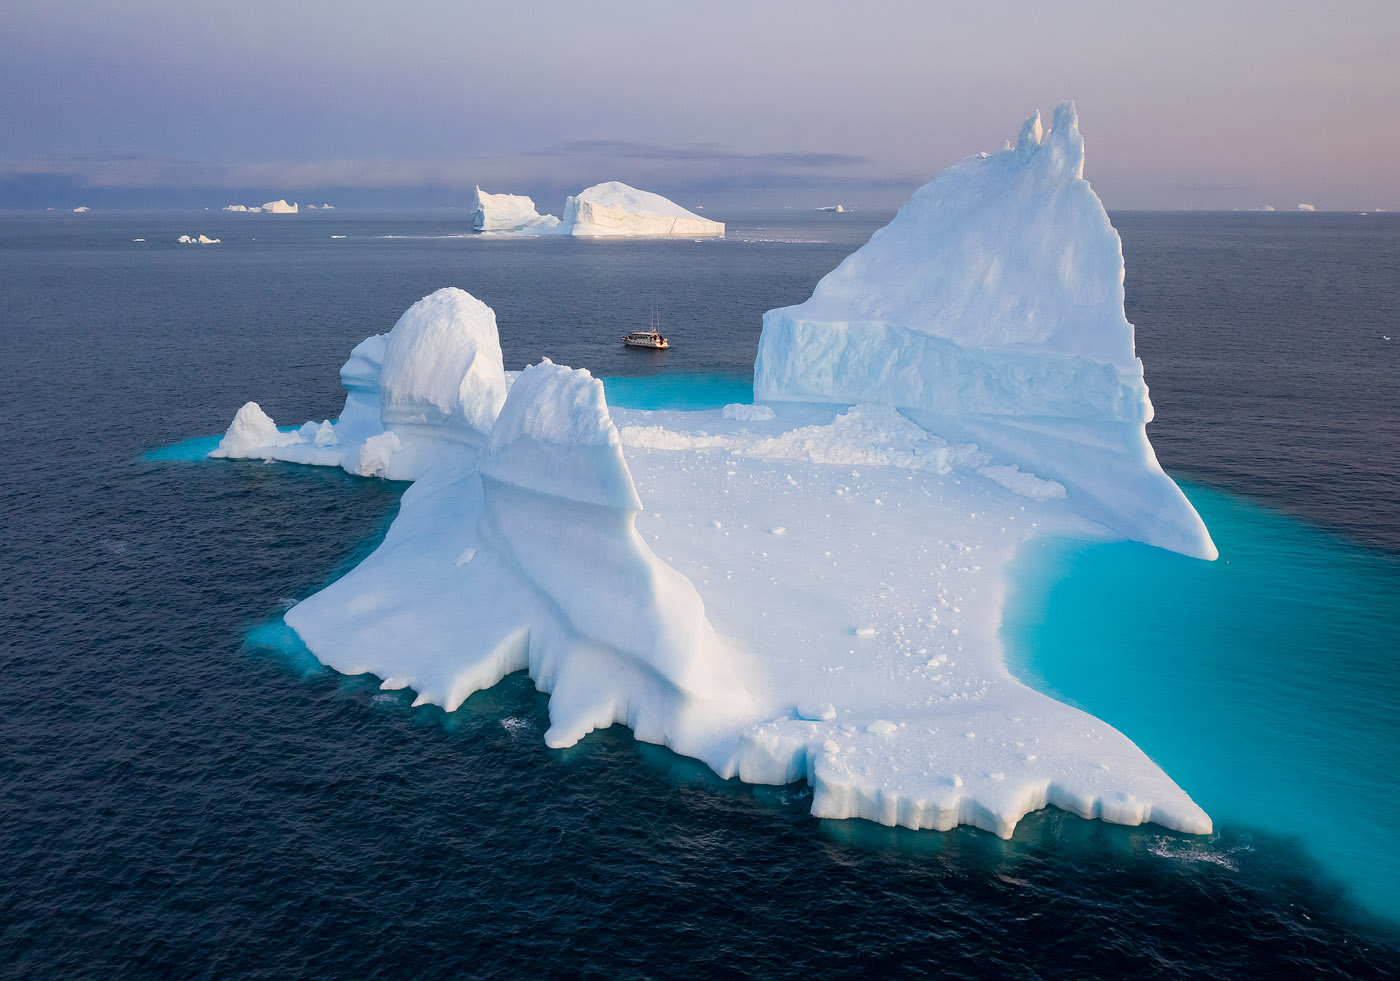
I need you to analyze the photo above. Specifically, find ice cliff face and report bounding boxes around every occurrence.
[561,182,724,237]
[471,186,560,233]
[754,102,1215,560]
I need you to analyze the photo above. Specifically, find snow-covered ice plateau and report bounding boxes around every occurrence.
[208,103,1215,838]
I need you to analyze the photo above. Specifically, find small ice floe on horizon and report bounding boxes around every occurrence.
[177,234,220,244]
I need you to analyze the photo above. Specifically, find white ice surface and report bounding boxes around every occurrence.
[472,186,559,232]
[560,182,725,238]
[208,105,1214,839]
[755,102,1214,559]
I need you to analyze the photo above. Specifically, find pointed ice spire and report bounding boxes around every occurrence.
[1036,101,1085,179]
[1015,110,1043,157]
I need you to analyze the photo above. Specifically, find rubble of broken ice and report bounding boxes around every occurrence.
[470,181,724,237]
[208,103,1216,838]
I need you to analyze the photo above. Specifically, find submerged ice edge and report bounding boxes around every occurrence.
[200,102,1221,839]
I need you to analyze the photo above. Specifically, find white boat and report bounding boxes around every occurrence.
[623,309,670,349]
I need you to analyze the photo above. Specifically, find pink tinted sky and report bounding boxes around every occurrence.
[2,0,1396,210]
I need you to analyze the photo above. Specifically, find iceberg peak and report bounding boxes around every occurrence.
[755,100,1214,559]
[1016,109,1043,157]
[378,287,507,442]
[1014,102,1083,179]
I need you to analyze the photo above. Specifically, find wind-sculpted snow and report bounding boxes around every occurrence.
[205,106,1216,840]
[755,101,1214,559]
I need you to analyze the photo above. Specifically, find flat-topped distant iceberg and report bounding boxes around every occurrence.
[560,182,724,237]
[472,186,560,233]
[204,103,1215,840]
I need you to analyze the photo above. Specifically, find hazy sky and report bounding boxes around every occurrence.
[3,0,1397,210]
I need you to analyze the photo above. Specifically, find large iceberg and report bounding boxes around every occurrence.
[560,182,724,238]
[471,186,561,233]
[205,103,1215,839]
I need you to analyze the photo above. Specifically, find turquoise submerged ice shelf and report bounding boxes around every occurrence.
[1005,482,1400,920]
[599,373,754,411]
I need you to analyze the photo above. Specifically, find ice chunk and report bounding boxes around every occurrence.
[354,431,401,478]
[210,402,302,457]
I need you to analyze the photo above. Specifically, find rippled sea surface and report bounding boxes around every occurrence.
[2,210,1398,978]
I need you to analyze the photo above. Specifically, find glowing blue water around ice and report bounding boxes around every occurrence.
[167,368,1398,923]
[599,372,753,410]
[1005,484,1400,919]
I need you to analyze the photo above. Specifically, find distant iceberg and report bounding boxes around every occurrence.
[560,182,724,237]
[224,199,298,214]
[204,103,1215,840]
[177,234,220,244]
[472,186,560,232]
[473,182,722,238]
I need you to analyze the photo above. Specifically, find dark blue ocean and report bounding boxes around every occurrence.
[2,209,1398,978]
